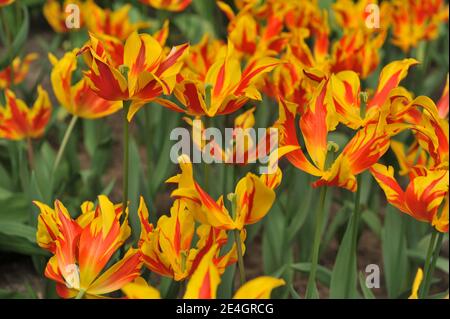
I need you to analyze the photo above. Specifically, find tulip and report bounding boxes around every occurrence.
[0,87,51,141]
[0,53,38,89]
[140,0,192,12]
[34,196,142,299]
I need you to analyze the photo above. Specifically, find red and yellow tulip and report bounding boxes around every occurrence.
[0,0,15,7]
[0,87,51,140]
[49,50,122,119]
[43,0,83,33]
[34,196,142,298]
[370,164,449,232]
[0,53,38,89]
[184,107,278,165]
[218,1,288,57]
[173,41,279,117]
[139,0,191,12]
[184,244,285,299]
[167,155,281,230]
[79,31,189,120]
[138,197,239,281]
[390,0,449,52]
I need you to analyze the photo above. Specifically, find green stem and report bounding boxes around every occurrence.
[52,115,78,176]
[419,231,437,298]
[234,229,246,285]
[229,193,246,286]
[122,101,131,216]
[75,289,86,299]
[305,186,328,299]
[344,174,362,298]
[420,231,443,298]
[26,137,34,170]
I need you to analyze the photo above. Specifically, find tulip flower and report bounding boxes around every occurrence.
[173,41,279,117]
[49,50,122,119]
[78,31,189,120]
[0,53,38,89]
[140,0,191,12]
[390,140,429,176]
[34,196,142,299]
[0,87,51,140]
[409,268,424,299]
[390,0,449,52]
[83,1,151,41]
[138,197,240,281]
[167,155,281,230]
[217,1,288,57]
[371,164,448,232]
[276,92,391,193]
[122,277,161,299]
[184,244,285,299]
[184,107,278,165]
[43,0,83,33]
[331,29,386,79]
[333,0,391,31]
[0,0,14,6]
[183,35,226,83]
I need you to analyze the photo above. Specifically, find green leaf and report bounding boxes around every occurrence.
[173,14,216,43]
[291,263,332,287]
[329,215,358,298]
[361,209,382,238]
[0,221,36,243]
[382,205,409,298]
[0,233,48,256]
[407,249,449,274]
[0,288,30,299]
[0,5,29,69]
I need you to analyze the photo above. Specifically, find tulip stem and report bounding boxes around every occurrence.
[345,174,362,297]
[420,231,443,298]
[53,115,78,177]
[75,289,86,300]
[234,229,246,286]
[26,137,34,170]
[305,185,328,299]
[122,101,131,217]
[229,193,246,285]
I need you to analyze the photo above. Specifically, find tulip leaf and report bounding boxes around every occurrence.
[291,263,332,287]
[0,221,36,243]
[173,14,216,43]
[329,213,359,298]
[382,205,410,298]
[0,5,29,69]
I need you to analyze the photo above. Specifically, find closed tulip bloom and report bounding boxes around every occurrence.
[0,87,51,140]
[49,50,122,119]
